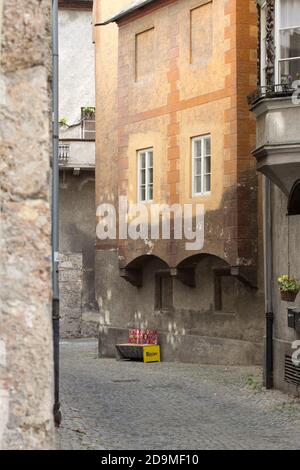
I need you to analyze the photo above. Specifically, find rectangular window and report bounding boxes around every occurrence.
[138,148,153,202]
[155,273,173,311]
[277,0,300,83]
[192,135,211,196]
[81,108,96,140]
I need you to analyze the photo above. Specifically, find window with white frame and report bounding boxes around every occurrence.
[192,135,211,196]
[138,148,153,202]
[276,0,300,84]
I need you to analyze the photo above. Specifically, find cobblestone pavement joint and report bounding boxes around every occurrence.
[56,339,300,450]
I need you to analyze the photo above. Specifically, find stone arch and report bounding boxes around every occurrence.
[120,254,170,287]
[175,252,257,289]
[288,179,300,215]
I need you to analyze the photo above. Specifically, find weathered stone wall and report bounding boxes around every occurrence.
[95,0,264,365]
[0,0,54,449]
[271,185,300,396]
[59,251,99,338]
[59,171,99,337]
[59,253,83,338]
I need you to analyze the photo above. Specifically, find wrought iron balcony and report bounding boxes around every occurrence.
[247,84,295,107]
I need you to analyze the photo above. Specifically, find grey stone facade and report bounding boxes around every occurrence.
[97,250,264,365]
[271,185,300,396]
[0,0,55,449]
[249,0,300,396]
[58,2,97,338]
[59,170,99,338]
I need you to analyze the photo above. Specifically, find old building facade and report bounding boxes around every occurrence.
[249,0,300,395]
[58,0,99,338]
[0,0,54,449]
[94,0,265,364]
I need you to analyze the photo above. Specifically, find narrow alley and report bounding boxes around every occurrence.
[57,340,300,450]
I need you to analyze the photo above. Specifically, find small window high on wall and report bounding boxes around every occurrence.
[192,135,211,196]
[138,148,153,202]
[276,0,300,84]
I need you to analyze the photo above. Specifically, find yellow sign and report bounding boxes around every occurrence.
[143,345,161,363]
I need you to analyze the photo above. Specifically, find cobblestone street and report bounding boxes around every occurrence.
[57,340,300,450]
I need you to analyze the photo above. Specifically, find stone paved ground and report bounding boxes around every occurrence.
[56,339,300,450]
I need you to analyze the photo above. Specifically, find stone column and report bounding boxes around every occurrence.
[0,0,55,449]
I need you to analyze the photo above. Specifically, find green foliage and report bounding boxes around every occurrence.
[277,275,300,293]
[246,375,263,392]
[59,117,68,127]
[82,106,95,114]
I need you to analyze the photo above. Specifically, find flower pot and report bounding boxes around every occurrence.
[280,290,299,302]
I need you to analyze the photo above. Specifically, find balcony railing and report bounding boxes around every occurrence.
[247,84,295,106]
[58,140,95,169]
[59,144,70,163]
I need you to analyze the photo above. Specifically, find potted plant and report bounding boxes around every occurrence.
[277,275,300,302]
[82,106,95,120]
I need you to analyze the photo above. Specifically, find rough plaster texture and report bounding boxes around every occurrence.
[59,171,98,337]
[97,251,264,364]
[59,253,83,338]
[271,185,300,396]
[94,0,264,365]
[0,0,54,449]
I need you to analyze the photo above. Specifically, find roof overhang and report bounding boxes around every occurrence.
[58,0,93,10]
[95,0,159,26]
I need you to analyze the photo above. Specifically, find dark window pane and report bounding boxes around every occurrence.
[204,174,211,192]
[148,167,153,184]
[279,58,300,83]
[148,185,153,201]
[140,152,146,168]
[204,156,211,174]
[195,158,202,176]
[205,138,211,155]
[140,186,146,201]
[194,175,202,194]
[194,140,202,157]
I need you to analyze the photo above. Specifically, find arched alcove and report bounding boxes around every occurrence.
[120,254,170,287]
[288,179,300,216]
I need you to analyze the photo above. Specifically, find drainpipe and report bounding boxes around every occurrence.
[52,0,61,427]
[264,176,274,389]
